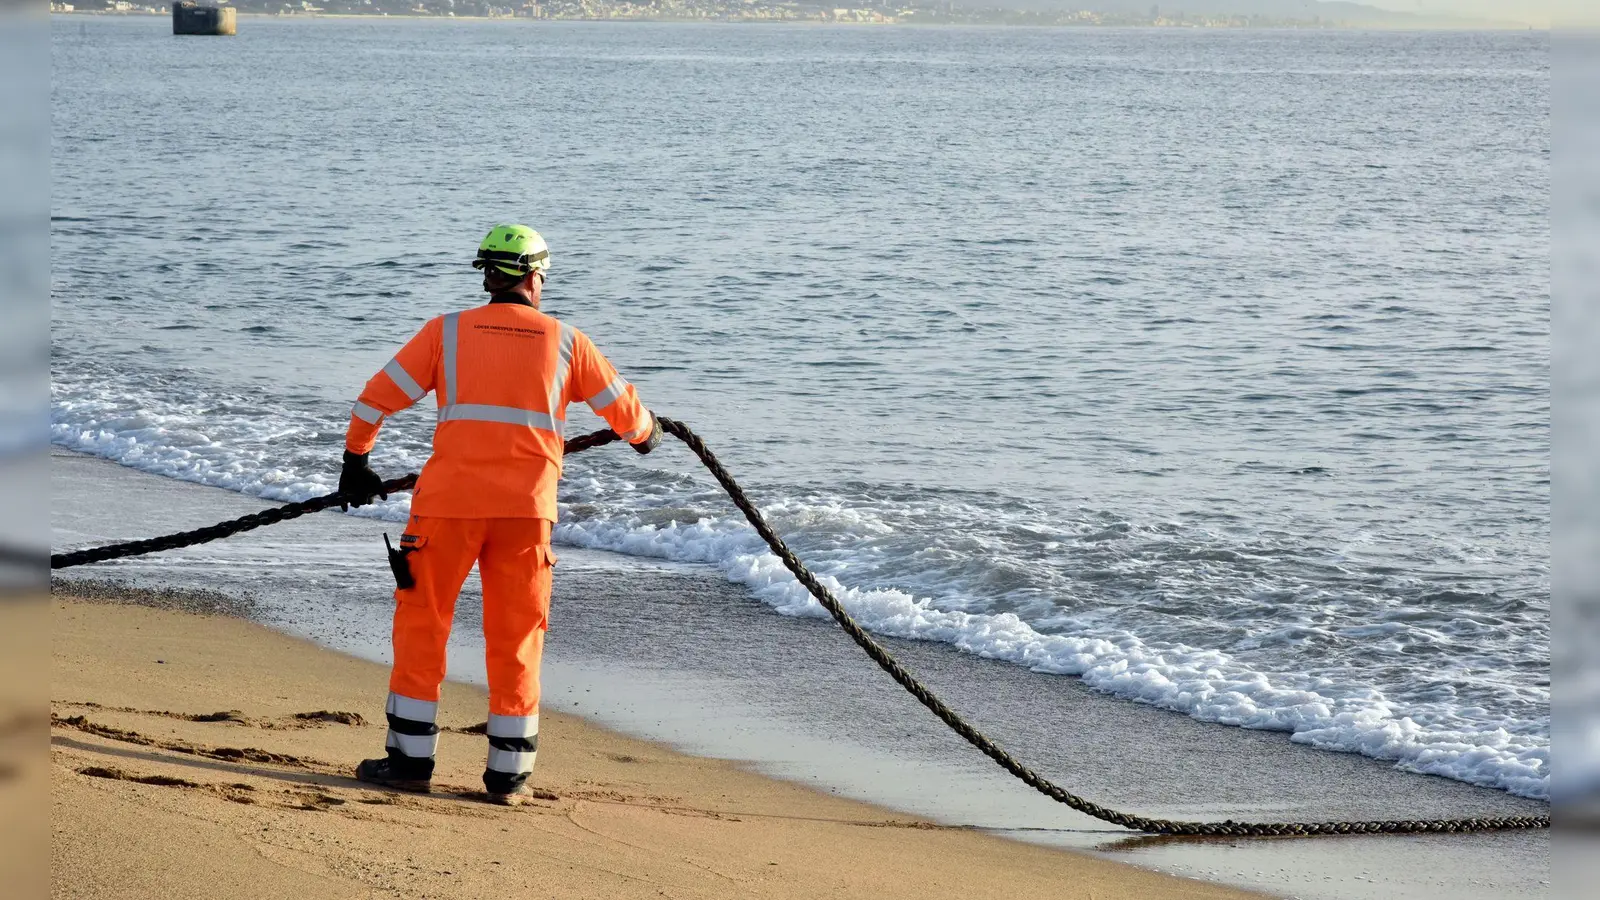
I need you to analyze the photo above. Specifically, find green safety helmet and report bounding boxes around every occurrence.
[472,224,551,278]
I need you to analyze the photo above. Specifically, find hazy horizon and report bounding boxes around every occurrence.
[1345,0,1594,27]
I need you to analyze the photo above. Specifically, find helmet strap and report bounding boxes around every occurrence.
[484,268,541,308]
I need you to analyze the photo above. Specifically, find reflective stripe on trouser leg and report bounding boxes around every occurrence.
[479,519,554,792]
[385,692,439,760]
[486,713,539,780]
[486,746,537,778]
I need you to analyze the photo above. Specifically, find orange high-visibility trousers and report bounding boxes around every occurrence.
[385,514,553,788]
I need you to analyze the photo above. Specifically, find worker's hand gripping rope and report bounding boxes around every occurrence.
[339,450,388,511]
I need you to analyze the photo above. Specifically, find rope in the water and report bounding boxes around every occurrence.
[48,418,1550,836]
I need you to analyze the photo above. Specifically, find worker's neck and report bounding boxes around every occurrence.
[489,292,537,308]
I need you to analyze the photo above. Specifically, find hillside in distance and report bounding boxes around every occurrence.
[946,0,1459,25]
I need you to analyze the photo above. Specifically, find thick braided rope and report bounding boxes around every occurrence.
[653,418,1549,837]
[47,419,1550,835]
[49,430,620,570]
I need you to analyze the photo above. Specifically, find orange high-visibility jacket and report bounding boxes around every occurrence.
[345,302,653,520]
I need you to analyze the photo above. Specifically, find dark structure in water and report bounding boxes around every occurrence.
[172,1,236,36]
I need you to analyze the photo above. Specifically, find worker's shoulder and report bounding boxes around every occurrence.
[540,312,597,344]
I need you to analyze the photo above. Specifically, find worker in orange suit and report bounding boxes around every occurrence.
[337,224,659,805]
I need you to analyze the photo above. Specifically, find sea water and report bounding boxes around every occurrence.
[50,18,1549,800]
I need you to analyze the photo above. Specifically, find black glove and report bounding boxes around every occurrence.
[339,450,387,511]
[632,413,662,455]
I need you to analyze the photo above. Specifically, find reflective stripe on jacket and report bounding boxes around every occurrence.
[344,303,653,520]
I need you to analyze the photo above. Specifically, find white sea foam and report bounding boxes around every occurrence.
[50,386,421,518]
[50,386,1550,801]
[555,514,1549,800]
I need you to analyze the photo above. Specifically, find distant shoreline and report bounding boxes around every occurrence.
[49,11,1542,31]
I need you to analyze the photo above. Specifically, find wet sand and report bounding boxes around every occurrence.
[51,593,1261,900]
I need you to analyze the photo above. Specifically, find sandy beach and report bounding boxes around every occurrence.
[51,592,1262,899]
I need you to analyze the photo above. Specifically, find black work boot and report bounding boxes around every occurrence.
[483,768,534,806]
[355,749,434,793]
[486,782,537,807]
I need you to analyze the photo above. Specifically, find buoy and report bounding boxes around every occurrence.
[172,1,236,36]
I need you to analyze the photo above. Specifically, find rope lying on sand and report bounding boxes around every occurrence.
[49,418,1551,836]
